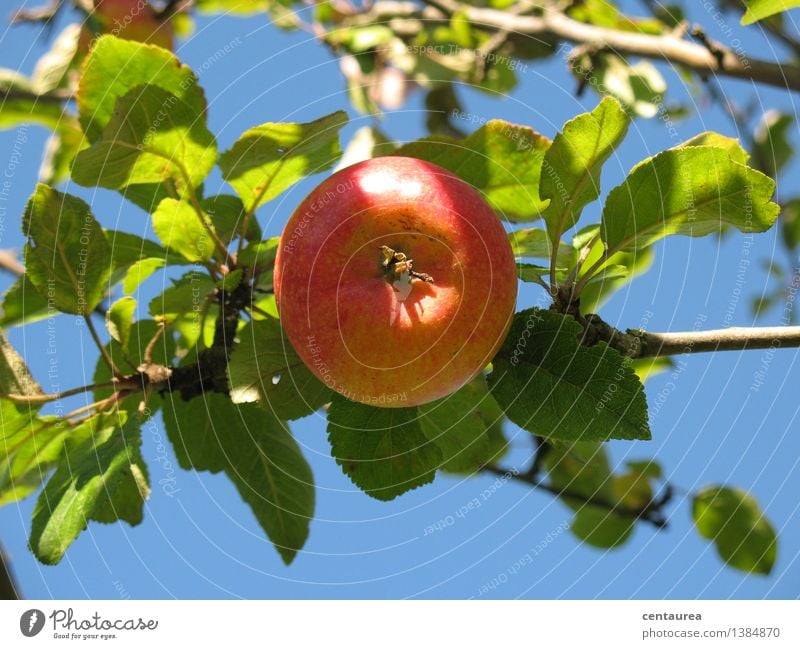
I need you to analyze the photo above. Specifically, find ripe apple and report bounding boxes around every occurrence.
[274,156,518,408]
[79,0,174,52]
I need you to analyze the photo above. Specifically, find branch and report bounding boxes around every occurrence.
[583,314,800,359]
[483,464,670,527]
[416,0,800,91]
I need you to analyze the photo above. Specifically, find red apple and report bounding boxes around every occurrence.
[274,156,518,408]
[79,0,174,53]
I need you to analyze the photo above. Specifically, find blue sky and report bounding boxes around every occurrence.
[0,1,799,598]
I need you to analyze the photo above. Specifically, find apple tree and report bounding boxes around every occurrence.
[1,0,799,589]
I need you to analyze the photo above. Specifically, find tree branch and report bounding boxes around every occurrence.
[415,0,800,91]
[583,314,800,359]
[483,464,671,527]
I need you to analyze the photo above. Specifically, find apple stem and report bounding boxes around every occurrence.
[379,245,434,284]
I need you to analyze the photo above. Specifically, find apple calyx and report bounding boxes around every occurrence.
[379,244,434,285]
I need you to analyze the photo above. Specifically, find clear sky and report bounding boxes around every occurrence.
[0,1,798,599]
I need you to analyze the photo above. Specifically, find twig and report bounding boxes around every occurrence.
[4,380,119,404]
[483,464,670,527]
[83,315,124,379]
[415,0,800,91]
[583,314,800,359]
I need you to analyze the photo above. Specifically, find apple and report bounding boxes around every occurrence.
[274,156,518,408]
[79,0,174,52]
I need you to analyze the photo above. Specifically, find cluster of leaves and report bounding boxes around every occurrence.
[0,27,781,574]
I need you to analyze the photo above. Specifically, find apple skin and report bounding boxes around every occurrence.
[80,0,174,52]
[274,156,518,408]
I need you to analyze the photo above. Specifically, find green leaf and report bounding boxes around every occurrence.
[238,238,280,272]
[227,319,332,420]
[219,111,348,212]
[122,258,167,295]
[753,111,793,178]
[693,486,777,574]
[680,131,750,164]
[395,120,552,222]
[163,394,314,564]
[544,441,633,548]
[541,97,629,245]
[780,197,800,249]
[40,116,86,185]
[0,331,42,397]
[574,224,655,312]
[583,54,666,118]
[488,309,651,442]
[23,184,112,316]
[0,401,63,505]
[570,507,634,548]
[335,126,396,171]
[77,35,206,143]
[327,395,443,501]
[201,194,261,245]
[601,146,780,251]
[630,356,673,383]
[72,84,217,193]
[29,412,150,564]
[152,198,215,263]
[419,376,506,474]
[106,297,137,349]
[0,275,50,328]
[741,0,800,24]
[148,273,217,352]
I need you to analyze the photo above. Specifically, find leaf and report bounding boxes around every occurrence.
[630,356,673,383]
[327,395,443,501]
[680,131,750,164]
[584,54,666,118]
[32,23,81,94]
[152,198,215,263]
[40,116,86,185]
[77,35,206,143]
[753,111,793,178]
[163,394,314,564]
[601,146,780,251]
[544,441,634,548]
[0,275,50,328]
[418,376,506,474]
[22,184,112,316]
[122,258,166,295]
[238,238,280,272]
[395,120,552,222]
[574,224,655,312]
[488,309,651,442]
[201,194,261,245]
[335,126,396,171]
[106,297,137,349]
[227,319,332,420]
[540,97,629,245]
[29,412,150,565]
[0,400,63,505]
[741,0,800,24]
[570,507,634,548]
[219,111,348,212]
[0,331,42,397]
[148,273,217,351]
[72,84,217,193]
[693,486,777,574]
